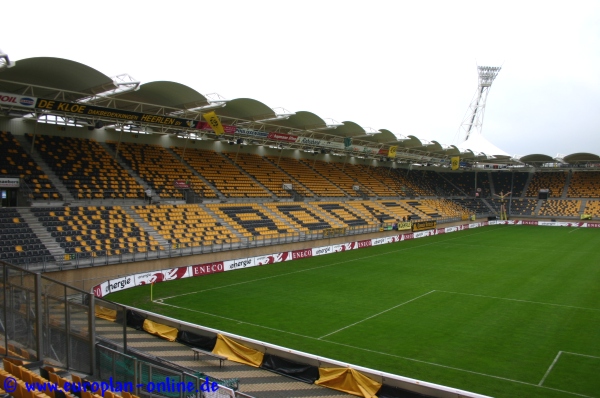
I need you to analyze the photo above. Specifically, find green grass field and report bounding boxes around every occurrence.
[108,225,600,398]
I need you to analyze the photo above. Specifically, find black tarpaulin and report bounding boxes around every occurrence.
[176,330,217,351]
[260,353,319,384]
[126,310,146,330]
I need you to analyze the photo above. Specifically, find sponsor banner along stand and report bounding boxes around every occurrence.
[135,266,190,285]
[331,242,356,252]
[255,252,292,265]
[92,220,598,297]
[371,237,388,246]
[313,246,333,256]
[105,276,136,294]
[413,230,437,239]
[191,261,225,275]
[292,248,314,260]
[93,282,109,298]
[224,257,256,271]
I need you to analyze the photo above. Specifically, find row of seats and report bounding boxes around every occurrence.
[1,131,62,200]
[567,171,600,198]
[31,205,162,259]
[526,172,567,197]
[8,130,600,201]
[28,134,144,200]
[133,203,238,247]
[207,203,292,238]
[172,147,267,198]
[0,208,51,264]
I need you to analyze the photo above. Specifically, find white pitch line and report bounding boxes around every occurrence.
[562,351,600,359]
[436,290,600,312]
[154,300,593,398]
[318,290,436,339]
[568,228,580,233]
[539,351,562,386]
[159,227,500,301]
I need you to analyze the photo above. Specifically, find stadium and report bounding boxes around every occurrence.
[0,52,599,398]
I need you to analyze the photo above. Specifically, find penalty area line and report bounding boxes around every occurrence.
[539,351,562,386]
[318,290,436,339]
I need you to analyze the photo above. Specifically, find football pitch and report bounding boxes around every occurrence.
[108,225,600,398]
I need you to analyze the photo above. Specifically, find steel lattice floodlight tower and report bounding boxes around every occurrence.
[460,66,501,142]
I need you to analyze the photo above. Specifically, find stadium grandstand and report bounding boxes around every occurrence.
[1,54,600,398]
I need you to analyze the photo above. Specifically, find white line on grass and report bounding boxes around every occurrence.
[539,351,562,386]
[568,228,580,233]
[154,300,593,398]
[562,351,600,359]
[159,227,500,301]
[539,351,600,387]
[318,290,436,339]
[436,290,600,312]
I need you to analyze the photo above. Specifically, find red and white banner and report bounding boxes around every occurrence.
[292,248,313,260]
[268,132,298,143]
[92,220,599,297]
[224,257,255,271]
[191,262,225,276]
[255,252,291,265]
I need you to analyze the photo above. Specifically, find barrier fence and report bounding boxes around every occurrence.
[0,262,250,397]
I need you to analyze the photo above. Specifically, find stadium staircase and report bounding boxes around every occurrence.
[306,162,352,199]
[488,171,496,195]
[263,156,315,197]
[533,199,543,216]
[561,170,573,198]
[579,199,587,214]
[99,142,156,204]
[201,204,245,241]
[13,134,74,203]
[18,208,62,269]
[121,206,169,249]
[479,197,498,215]
[434,171,468,196]
[220,152,278,200]
[166,147,224,200]
[521,172,535,197]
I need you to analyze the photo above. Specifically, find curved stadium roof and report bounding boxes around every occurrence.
[0,56,597,165]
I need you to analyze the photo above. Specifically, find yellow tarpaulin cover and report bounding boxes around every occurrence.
[142,319,178,342]
[95,305,117,322]
[212,334,264,367]
[315,367,381,398]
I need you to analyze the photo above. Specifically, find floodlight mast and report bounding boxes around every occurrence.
[460,66,501,142]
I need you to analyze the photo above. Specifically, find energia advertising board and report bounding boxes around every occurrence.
[92,220,600,297]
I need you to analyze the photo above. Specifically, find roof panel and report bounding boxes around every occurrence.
[268,111,327,131]
[0,57,115,100]
[114,81,208,110]
[215,98,275,121]
[563,153,600,163]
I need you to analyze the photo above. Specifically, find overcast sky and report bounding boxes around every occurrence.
[3,0,599,157]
